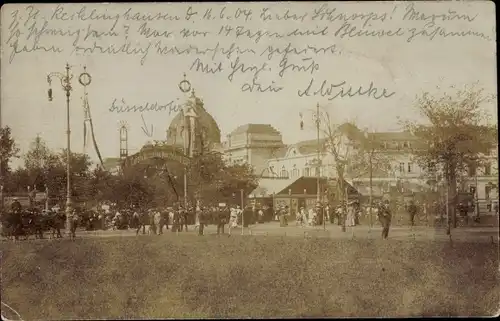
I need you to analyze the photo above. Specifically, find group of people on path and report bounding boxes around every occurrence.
[110,204,249,237]
[0,195,408,241]
[275,200,393,239]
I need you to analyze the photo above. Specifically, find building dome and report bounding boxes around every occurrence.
[166,90,222,151]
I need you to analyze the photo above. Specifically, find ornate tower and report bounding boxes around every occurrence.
[119,121,129,160]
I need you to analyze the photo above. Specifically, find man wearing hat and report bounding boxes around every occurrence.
[178,205,188,232]
[9,198,23,238]
[316,202,324,226]
[217,205,228,235]
[379,199,392,239]
[407,200,418,227]
[198,206,207,236]
[279,205,287,227]
[11,197,22,213]
[69,208,79,239]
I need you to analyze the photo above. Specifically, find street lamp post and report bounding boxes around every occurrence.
[315,103,321,205]
[0,184,4,210]
[45,184,49,211]
[183,109,189,210]
[313,103,326,231]
[301,103,324,230]
[47,63,73,236]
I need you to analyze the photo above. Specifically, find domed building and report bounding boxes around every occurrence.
[166,89,222,154]
[122,89,222,172]
[116,89,223,207]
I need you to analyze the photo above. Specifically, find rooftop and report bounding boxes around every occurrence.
[250,177,298,196]
[230,124,282,136]
[367,131,417,141]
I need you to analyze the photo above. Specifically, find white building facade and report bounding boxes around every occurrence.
[221,122,497,202]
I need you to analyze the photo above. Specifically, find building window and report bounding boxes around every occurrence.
[399,163,405,173]
[315,167,320,177]
[484,163,491,176]
[428,162,436,173]
[468,164,476,177]
[485,185,492,199]
[403,141,409,148]
[304,167,310,177]
[407,163,413,173]
[292,165,299,177]
[280,166,287,178]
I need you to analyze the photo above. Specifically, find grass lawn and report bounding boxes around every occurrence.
[1,234,498,319]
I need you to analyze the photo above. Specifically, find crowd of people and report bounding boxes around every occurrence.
[88,203,275,235]
[0,199,277,240]
[0,194,487,241]
[273,200,393,238]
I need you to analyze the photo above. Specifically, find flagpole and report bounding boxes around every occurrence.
[241,189,244,235]
[179,74,192,211]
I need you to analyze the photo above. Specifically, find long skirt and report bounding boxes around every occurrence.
[346,213,355,227]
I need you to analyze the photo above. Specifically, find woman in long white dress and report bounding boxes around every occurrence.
[295,208,303,226]
[307,208,314,226]
[229,207,238,228]
[346,204,356,227]
[298,207,307,227]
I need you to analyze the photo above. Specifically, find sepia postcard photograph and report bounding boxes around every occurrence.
[0,1,498,319]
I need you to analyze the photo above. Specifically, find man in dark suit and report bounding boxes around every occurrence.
[179,206,189,232]
[11,198,22,213]
[198,207,207,236]
[457,202,469,225]
[216,207,228,235]
[407,200,418,226]
[379,200,392,239]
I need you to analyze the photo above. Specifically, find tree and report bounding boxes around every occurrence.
[349,130,394,227]
[191,130,259,206]
[111,167,154,209]
[319,110,364,232]
[189,150,259,206]
[4,167,31,193]
[218,162,259,201]
[403,85,497,230]
[85,166,116,206]
[22,135,59,191]
[0,126,20,179]
[24,135,54,171]
[57,150,94,204]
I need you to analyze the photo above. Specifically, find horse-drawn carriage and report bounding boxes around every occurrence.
[0,207,66,240]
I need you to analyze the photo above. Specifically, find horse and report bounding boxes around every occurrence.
[35,211,66,239]
[0,209,45,241]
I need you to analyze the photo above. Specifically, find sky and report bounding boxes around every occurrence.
[1,1,497,169]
